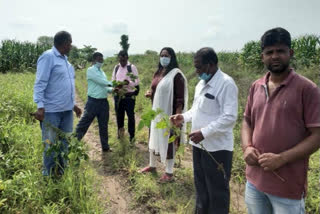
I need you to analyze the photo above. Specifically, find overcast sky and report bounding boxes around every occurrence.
[1,0,319,56]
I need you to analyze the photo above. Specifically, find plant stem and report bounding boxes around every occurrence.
[272,171,286,182]
[198,143,227,180]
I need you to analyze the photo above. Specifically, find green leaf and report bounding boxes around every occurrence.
[168,135,176,143]
[156,119,167,129]
[137,121,145,131]
[0,198,7,208]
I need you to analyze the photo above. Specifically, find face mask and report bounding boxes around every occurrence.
[95,62,103,68]
[160,57,171,67]
[198,64,213,81]
[198,72,213,81]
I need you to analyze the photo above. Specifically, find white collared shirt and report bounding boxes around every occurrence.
[182,69,238,152]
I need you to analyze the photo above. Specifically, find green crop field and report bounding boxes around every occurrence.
[0,35,319,213]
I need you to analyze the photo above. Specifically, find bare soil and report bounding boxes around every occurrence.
[76,95,246,214]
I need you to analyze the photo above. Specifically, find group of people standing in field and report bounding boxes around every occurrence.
[33,27,320,214]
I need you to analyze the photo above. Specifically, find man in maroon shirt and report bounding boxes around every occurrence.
[241,27,320,214]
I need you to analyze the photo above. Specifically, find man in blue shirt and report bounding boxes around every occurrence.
[33,31,82,176]
[75,52,113,152]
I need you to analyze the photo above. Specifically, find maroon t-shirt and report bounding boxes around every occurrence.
[244,70,320,199]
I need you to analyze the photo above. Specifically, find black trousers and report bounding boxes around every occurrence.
[193,146,233,214]
[114,96,135,140]
[75,96,110,150]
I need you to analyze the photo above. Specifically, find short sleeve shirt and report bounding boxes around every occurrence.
[244,70,320,199]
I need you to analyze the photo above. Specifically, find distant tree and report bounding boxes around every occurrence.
[37,36,54,47]
[68,45,80,59]
[80,45,97,62]
[144,50,158,55]
[119,34,130,52]
[68,45,80,66]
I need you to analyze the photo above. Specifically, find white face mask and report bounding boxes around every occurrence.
[95,62,103,68]
[160,57,171,67]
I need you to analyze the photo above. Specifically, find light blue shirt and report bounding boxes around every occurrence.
[87,65,113,99]
[33,46,75,112]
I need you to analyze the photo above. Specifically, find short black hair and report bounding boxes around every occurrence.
[93,52,103,60]
[54,31,72,47]
[261,27,291,50]
[194,47,218,65]
[118,50,128,57]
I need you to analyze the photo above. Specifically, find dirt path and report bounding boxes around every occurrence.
[76,94,246,214]
[76,95,136,214]
[136,141,247,213]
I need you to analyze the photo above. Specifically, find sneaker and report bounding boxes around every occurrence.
[159,173,174,183]
[138,166,156,173]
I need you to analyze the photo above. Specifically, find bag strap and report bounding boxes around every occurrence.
[114,64,132,78]
[115,65,120,77]
[127,64,132,73]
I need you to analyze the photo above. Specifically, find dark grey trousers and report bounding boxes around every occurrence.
[193,146,233,214]
[76,96,110,150]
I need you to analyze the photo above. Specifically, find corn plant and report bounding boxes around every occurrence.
[292,35,320,67]
[0,40,50,73]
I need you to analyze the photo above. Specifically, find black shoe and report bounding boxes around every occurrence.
[130,137,135,143]
[102,148,112,152]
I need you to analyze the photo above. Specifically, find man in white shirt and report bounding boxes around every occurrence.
[171,47,238,214]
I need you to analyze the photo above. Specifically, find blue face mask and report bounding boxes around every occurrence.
[198,72,212,81]
[95,62,103,68]
[160,57,171,67]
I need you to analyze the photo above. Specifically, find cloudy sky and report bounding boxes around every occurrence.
[1,0,319,56]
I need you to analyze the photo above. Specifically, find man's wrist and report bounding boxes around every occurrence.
[242,144,253,152]
[37,102,44,109]
[278,152,288,166]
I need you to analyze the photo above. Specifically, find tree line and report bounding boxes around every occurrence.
[0,34,318,73]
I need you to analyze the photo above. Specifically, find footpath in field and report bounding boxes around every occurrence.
[76,93,246,214]
[76,95,138,214]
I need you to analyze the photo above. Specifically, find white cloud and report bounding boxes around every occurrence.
[102,49,118,58]
[0,0,320,54]
[206,15,223,37]
[103,22,128,35]
[9,16,34,29]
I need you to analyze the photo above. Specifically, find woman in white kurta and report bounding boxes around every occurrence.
[139,47,188,182]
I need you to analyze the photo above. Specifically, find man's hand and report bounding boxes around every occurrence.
[113,87,119,93]
[145,90,152,98]
[73,105,82,118]
[258,153,286,171]
[188,130,204,144]
[33,108,45,121]
[170,114,184,127]
[244,146,261,166]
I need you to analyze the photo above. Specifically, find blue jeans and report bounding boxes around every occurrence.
[76,97,110,150]
[245,181,305,214]
[41,111,73,176]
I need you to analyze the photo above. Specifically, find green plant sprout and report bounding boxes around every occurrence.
[138,108,227,179]
[38,120,89,176]
[112,72,139,108]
